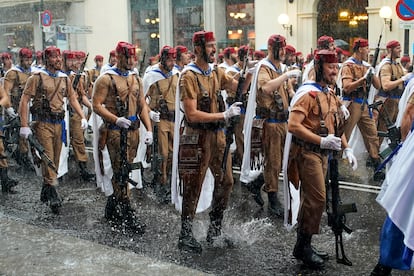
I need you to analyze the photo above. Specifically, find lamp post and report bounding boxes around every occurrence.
[278,13,292,36]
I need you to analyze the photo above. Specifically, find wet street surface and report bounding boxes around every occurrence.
[0,153,413,276]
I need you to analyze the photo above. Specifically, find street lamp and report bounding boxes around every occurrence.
[278,13,292,36]
[379,6,392,32]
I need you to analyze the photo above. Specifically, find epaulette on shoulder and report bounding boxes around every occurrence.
[308,91,318,98]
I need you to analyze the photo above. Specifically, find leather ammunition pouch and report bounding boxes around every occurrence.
[32,111,65,122]
[250,119,265,169]
[178,134,203,192]
[378,88,404,99]
[255,107,289,121]
[186,121,224,131]
[348,86,365,99]
[292,136,329,155]
[160,111,175,122]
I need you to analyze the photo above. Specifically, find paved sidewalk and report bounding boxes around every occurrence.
[0,213,208,276]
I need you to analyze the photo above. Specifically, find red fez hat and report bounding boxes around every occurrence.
[36,50,43,59]
[386,40,400,49]
[223,47,236,55]
[317,35,334,48]
[268,34,287,48]
[353,38,369,49]
[75,51,86,59]
[160,45,177,59]
[401,55,411,63]
[94,55,104,61]
[109,50,116,57]
[115,41,136,57]
[192,31,216,46]
[175,45,188,56]
[44,46,61,58]
[285,44,296,54]
[315,49,337,63]
[1,52,12,59]
[62,50,75,59]
[254,50,266,59]
[19,48,33,58]
[295,51,303,57]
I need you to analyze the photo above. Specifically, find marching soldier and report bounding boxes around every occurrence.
[143,45,179,203]
[93,41,153,233]
[3,48,35,170]
[101,50,117,74]
[174,45,191,72]
[173,30,250,253]
[19,46,88,213]
[225,45,250,168]
[0,85,18,193]
[287,49,357,269]
[64,50,95,181]
[241,34,301,217]
[87,54,104,98]
[340,38,381,173]
[374,40,411,150]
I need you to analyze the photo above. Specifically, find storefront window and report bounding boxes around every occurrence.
[131,0,159,61]
[172,0,203,51]
[225,0,254,49]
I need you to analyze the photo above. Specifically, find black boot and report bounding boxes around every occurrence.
[370,263,392,276]
[104,195,122,222]
[48,185,62,214]
[78,161,95,181]
[178,218,202,253]
[155,184,171,204]
[206,219,222,244]
[246,174,264,207]
[293,231,325,269]
[40,184,48,202]
[268,192,284,218]
[0,167,18,193]
[121,200,146,234]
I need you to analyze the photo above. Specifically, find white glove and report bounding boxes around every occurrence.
[149,110,160,123]
[402,72,413,82]
[115,117,131,129]
[223,102,242,122]
[80,118,88,129]
[285,69,302,79]
[363,67,375,79]
[19,127,32,139]
[6,107,17,118]
[144,131,153,145]
[340,105,350,120]
[344,147,358,171]
[320,134,342,151]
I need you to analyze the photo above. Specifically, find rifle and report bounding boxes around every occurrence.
[1,116,21,154]
[138,51,147,77]
[116,96,142,189]
[221,56,248,179]
[326,152,357,266]
[366,29,383,117]
[27,134,58,174]
[72,53,89,90]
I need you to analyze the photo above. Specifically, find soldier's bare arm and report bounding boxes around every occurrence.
[92,76,118,124]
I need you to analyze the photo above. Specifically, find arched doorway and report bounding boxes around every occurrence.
[317,0,369,51]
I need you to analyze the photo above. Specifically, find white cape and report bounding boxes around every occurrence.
[171,62,215,213]
[240,58,286,183]
[376,129,414,251]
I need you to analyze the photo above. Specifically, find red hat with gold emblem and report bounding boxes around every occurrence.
[192,31,216,46]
